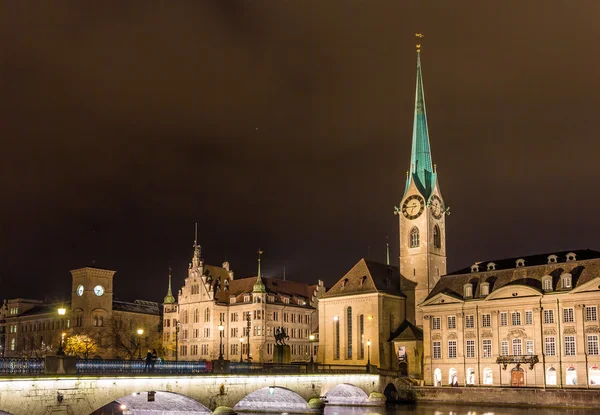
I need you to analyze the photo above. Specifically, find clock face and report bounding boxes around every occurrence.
[76,285,84,296]
[94,285,105,296]
[402,195,425,220]
[430,195,444,219]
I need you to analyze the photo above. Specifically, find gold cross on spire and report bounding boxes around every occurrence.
[416,33,424,52]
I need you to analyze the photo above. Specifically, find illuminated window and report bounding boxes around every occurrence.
[482,340,492,358]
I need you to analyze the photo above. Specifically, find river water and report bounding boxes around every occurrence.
[322,404,600,415]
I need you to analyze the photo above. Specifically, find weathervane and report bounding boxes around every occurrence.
[416,33,424,52]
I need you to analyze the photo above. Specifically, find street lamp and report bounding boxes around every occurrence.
[309,334,315,364]
[218,322,224,360]
[367,339,371,370]
[239,337,244,362]
[137,329,144,360]
[57,308,67,356]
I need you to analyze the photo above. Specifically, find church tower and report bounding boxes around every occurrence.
[397,43,447,327]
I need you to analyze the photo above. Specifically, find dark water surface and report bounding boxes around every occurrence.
[323,404,600,415]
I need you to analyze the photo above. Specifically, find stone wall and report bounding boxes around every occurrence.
[410,386,600,409]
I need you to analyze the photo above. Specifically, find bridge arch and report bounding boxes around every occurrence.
[109,391,211,414]
[234,386,310,413]
[324,383,368,405]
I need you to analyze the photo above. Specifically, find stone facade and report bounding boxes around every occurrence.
[1,267,161,359]
[162,244,323,363]
[421,251,600,388]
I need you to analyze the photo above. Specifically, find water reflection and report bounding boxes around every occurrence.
[321,404,599,415]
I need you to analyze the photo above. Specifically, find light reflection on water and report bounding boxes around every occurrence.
[243,403,600,415]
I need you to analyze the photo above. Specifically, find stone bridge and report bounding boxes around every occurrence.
[0,373,404,415]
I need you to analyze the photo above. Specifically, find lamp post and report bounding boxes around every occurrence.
[309,334,315,364]
[57,308,67,356]
[137,329,144,360]
[218,322,224,360]
[175,320,180,362]
[367,339,371,372]
[239,337,244,362]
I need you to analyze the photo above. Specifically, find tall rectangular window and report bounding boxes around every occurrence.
[432,317,441,330]
[500,312,508,326]
[346,307,353,359]
[433,341,442,359]
[587,335,599,355]
[512,339,522,355]
[465,315,474,329]
[466,340,475,358]
[501,341,508,356]
[545,337,556,356]
[526,340,534,355]
[586,306,598,322]
[511,312,521,326]
[565,336,576,356]
[359,315,365,359]
[525,310,533,325]
[447,316,456,329]
[448,340,457,358]
[334,319,340,360]
[481,314,491,328]
[482,340,492,358]
[563,308,575,323]
[544,309,555,324]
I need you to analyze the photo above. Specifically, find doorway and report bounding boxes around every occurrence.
[511,366,525,387]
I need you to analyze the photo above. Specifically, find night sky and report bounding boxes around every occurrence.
[2,2,599,304]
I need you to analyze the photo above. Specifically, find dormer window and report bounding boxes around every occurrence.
[464,283,473,298]
[542,276,553,292]
[282,297,290,304]
[566,252,576,262]
[480,282,490,297]
[230,297,236,304]
[268,295,275,303]
[516,259,525,267]
[548,255,558,264]
[359,276,367,286]
[471,264,479,273]
[562,273,572,289]
[244,295,250,303]
[341,278,349,288]
[487,262,496,271]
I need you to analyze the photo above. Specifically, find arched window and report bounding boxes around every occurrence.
[483,368,493,385]
[334,318,340,360]
[359,315,365,359]
[99,316,104,327]
[410,227,420,248]
[433,225,441,248]
[346,307,353,359]
[94,316,98,327]
[546,367,557,385]
[194,308,199,323]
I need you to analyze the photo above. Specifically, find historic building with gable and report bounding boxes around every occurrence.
[318,44,600,389]
[162,240,324,363]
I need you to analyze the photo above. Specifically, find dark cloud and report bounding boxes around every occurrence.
[1,1,599,302]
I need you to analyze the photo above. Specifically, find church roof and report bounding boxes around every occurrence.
[321,259,404,299]
[405,51,436,198]
[389,319,423,342]
[112,300,160,315]
[425,249,600,302]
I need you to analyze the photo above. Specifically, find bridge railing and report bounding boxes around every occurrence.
[76,359,210,375]
[0,357,45,375]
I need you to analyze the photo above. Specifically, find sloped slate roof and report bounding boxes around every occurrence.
[426,249,600,302]
[113,300,160,315]
[389,319,423,342]
[216,276,315,305]
[321,259,404,299]
[15,303,66,318]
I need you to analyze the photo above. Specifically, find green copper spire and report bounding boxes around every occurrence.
[406,48,435,198]
[253,249,266,293]
[163,267,176,304]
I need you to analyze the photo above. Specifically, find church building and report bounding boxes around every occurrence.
[318,44,447,378]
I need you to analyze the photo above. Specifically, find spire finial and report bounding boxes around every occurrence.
[253,249,266,293]
[192,223,201,267]
[416,33,424,52]
[163,265,176,304]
